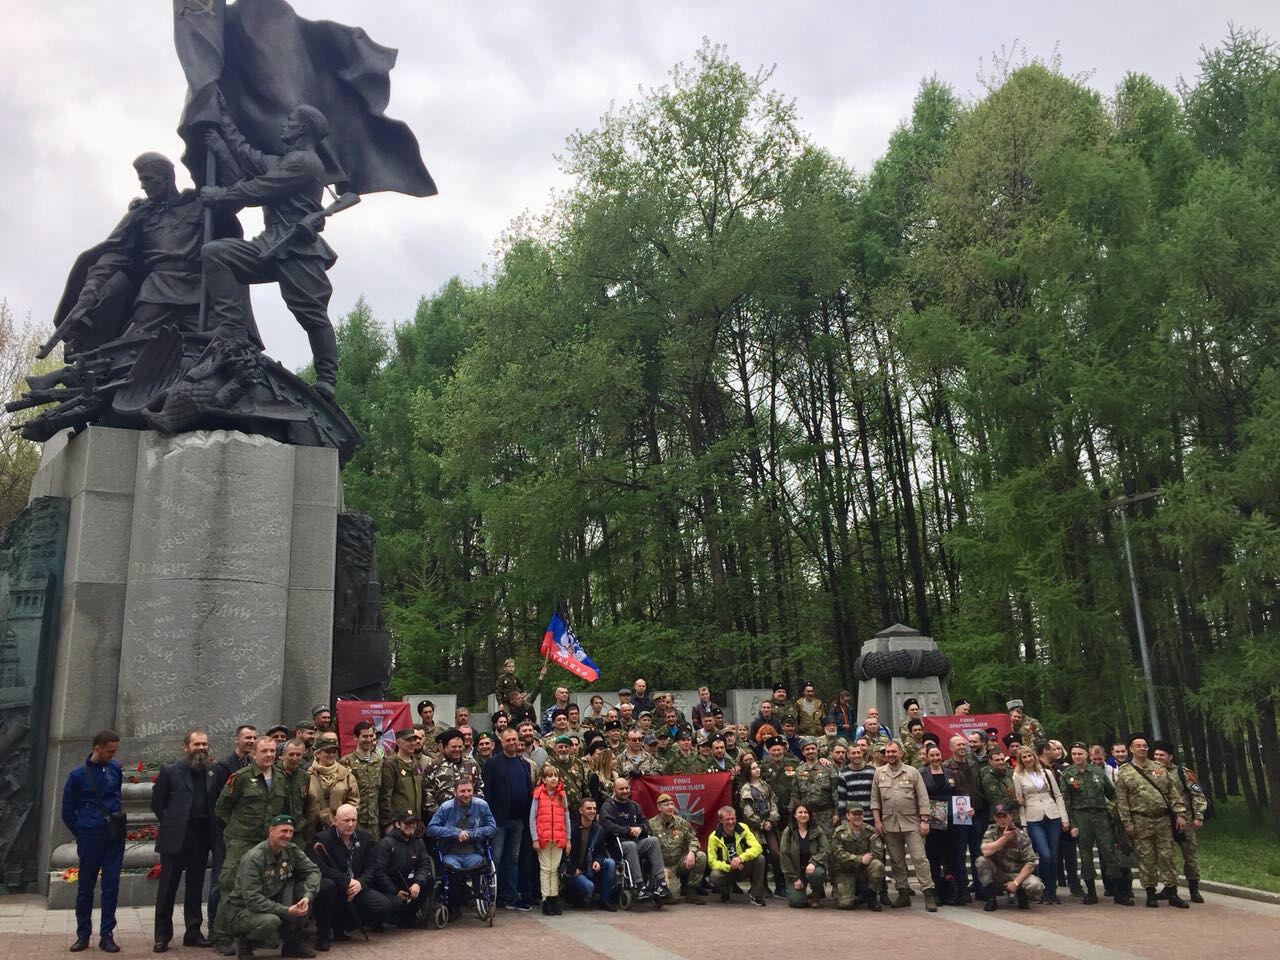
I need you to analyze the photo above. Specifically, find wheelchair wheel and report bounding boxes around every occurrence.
[618,888,633,910]
[474,897,489,922]
[432,904,449,930]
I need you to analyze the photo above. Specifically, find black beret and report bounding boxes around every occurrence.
[902,697,919,710]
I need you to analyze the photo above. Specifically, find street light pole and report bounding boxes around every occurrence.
[1115,503,1162,740]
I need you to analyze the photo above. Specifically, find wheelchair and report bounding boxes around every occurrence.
[604,834,663,911]
[427,839,496,928]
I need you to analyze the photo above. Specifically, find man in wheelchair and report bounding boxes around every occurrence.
[426,776,497,918]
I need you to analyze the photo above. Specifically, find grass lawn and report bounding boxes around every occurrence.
[1195,801,1280,894]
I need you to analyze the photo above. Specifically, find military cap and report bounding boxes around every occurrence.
[491,710,510,725]
[313,739,339,753]
[798,736,817,748]
[394,728,416,741]
[643,734,658,745]
[393,807,419,823]
[1151,738,1175,756]
[676,729,693,741]
[1126,731,1149,748]
[603,720,622,731]
[985,727,1000,738]
[311,704,329,717]
[294,720,316,731]
[554,735,572,745]
[655,728,671,739]
[617,688,631,697]
[476,731,495,744]
[265,724,289,738]
[416,699,434,712]
[902,697,919,711]
[772,683,787,694]
[823,715,837,727]
[848,805,865,816]
[585,740,604,756]
[764,736,786,749]
[656,793,675,804]
[269,814,295,827]
[954,698,970,710]
[1006,699,1024,711]
[712,706,724,716]
[437,727,464,745]
[709,734,726,746]
[1002,732,1022,749]
[992,802,1013,817]
[1070,740,1088,751]
[637,710,652,719]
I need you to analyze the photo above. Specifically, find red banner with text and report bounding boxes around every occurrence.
[336,700,412,755]
[633,773,733,846]
[921,713,1012,760]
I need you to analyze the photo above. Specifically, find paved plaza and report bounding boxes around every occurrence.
[3,891,1279,960]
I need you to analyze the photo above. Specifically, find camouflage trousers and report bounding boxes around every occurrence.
[225,882,307,948]
[832,859,884,907]
[663,852,707,896]
[1176,821,1199,881]
[210,839,258,945]
[1130,813,1177,888]
[1073,810,1117,884]
[975,857,1044,899]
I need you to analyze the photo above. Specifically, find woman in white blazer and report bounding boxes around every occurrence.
[1012,745,1070,903]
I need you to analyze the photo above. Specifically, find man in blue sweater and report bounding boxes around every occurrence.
[482,728,535,911]
[61,730,125,953]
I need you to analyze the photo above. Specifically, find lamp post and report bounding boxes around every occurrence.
[1110,483,1162,740]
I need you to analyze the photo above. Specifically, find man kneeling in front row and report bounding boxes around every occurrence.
[223,816,319,958]
[707,806,768,906]
[977,803,1042,911]
[311,804,395,950]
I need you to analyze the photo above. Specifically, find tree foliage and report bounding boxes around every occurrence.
[336,35,1280,832]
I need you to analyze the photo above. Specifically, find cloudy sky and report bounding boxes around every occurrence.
[3,1,1279,371]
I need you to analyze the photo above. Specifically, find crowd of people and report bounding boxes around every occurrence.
[60,666,1209,955]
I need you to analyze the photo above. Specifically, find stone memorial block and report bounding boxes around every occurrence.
[402,694,458,728]
[854,623,952,728]
[729,689,772,728]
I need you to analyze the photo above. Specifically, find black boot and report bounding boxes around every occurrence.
[541,899,554,915]
[1016,888,1030,910]
[984,883,998,912]
[1114,879,1135,906]
[308,327,339,398]
[1165,886,1189,909]
[1189,879,1204,904]
[1145,886,1159,908]
[866,889,882,912]
[879,886,891,906]
[1083,880,1098,905]
[237,941,254,959]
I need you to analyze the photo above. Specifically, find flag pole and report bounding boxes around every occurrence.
[197,144,216,332]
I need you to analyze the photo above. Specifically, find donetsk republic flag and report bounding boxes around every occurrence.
[540,612,600,682]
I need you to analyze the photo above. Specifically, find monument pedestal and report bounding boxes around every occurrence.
[854,623,953,729]
[31,426,339,901]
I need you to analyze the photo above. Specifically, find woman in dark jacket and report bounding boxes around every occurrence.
[779,804,829,908]
[920,745,957,905]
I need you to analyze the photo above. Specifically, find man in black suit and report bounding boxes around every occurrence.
[151,729,218,952]
[311,803,389,949]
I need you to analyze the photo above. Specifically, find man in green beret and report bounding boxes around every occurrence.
[222,816,320,957]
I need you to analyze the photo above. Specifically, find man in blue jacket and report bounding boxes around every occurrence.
[61,730,125,953]
[426,777,496,870]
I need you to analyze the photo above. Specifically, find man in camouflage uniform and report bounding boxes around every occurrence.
[415,702,446,759]
[663,730,704,775]
[901,720,927,768]
[1115,734,1188,908]
[222,815,320,957]
[761,737,801,824]
[422,729,484,818]
[617,729,661,777]
[339,721,384,836]
[648,793,707,903]
[211,739,301,955]
[792,738,838,833]
[980,751,1020,821]
[1152,739,1208,904]
[1007,700,1046,748]
[1060,741,1117,905]
[977,803,1042,910]
[547,735,588,809]
[859,715,890,754]
[794,683,824,737]
[379,729,425,833]
[768,684,796,730]
[815,717,848,760]
[897,697,924,742]
[493,658,523,706]
[830,806,884,910]
[274,742,308,828]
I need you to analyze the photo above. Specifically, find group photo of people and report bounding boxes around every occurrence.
[61,669,1208,956]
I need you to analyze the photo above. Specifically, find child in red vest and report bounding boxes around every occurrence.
[530,762,571,915]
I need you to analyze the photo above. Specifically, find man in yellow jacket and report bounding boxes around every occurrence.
[706,806,768,906]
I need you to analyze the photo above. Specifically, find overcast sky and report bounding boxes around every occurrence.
[3,1,1279,371]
